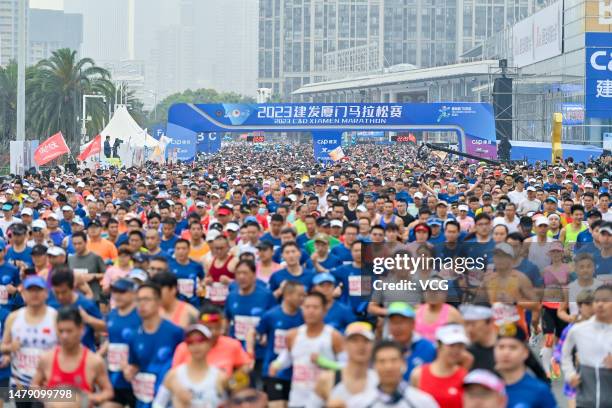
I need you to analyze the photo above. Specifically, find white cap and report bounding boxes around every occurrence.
[206,229,221,241]
[66,187,76,193]
[458,204,469,212]
[414,192,424,199]
[232,180,241,186]
[340,195,349,202]
[195,201,206,208]
[526,186,536,192]
[210,193,220,199]
[20,208,33,216]
[61,205,73,212]
[85,195,97,202]
[224,222,240,232]
[45,213,59,220]
[295,183,303,189]
[535,217,549,227]
[32,219,47,229]
[47,246,66,257]
[287,194,297,202]
[71,216,85,226]
[330,220,343,228]
[77,181,85,188]
[436,324,469,345]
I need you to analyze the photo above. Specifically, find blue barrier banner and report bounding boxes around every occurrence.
[168,102,497,160]
[150,123,166,140]
[585,32,612,119]
[165,122,197,162]
[312,131,343,162]
[196,132,222,154]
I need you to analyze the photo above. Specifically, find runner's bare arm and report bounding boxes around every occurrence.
[78,307,107,332]
[314,370,335,402]
[30,352,51,388]
[409,365,422,388]
[89,354,114,405]
[0,312,16,354]
[447,305,463,324]
[185,303,199,325]
[517,274,539,311]
[367,301,388,317]
[331,330,344,354]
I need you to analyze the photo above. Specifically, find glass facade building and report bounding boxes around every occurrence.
[259,0,534,99]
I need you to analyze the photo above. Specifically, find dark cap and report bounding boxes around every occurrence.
[256,241,273,250]
[88,219,102,228]
[31,244,48,257]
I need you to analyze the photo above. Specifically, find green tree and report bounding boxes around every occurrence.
[28,48,114,151]
[145,88,255,128]
[0,61,18,146]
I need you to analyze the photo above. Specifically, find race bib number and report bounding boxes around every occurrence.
[273,329,288,354]
[234,315,260,341]
[492,302,520,325]
[177,278,195,298]
[74,268,88,275]
[292,363,318,387]
[0,285,8,305]
[133,372,156,403]
[206,282,229,302]
[348,275,362,296]
[14,347,43,378]
[107,343,129,372]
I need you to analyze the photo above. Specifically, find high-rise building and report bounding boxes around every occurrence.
[0,0,28,66]
[149,0,258,99]
[28,9,82,65]
[64,0,130,62]
[259,0,534,99]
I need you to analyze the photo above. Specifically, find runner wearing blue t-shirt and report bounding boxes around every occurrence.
[124,282,184,408]
[104,278,141,408]
[225,259,276,388]
[269,242,316,298]
[49,268,105,351]
[386,302,437,379]
[495,322,558,408]
[168,239,205,307]
[330,223,358,264]
[253,281,305,405]
[0,241,20,313]
[332,241,368,315]
[311,273,356,332]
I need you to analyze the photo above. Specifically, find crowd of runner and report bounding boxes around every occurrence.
[0,142,610,408]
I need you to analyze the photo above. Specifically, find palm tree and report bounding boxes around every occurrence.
[29,48,114,151]
[0,61,18,147]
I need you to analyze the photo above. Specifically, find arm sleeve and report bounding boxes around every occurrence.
[561,325,578,378]
[152,384,171,408]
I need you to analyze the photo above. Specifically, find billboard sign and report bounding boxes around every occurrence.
[585,32,612,118]
[513,1,562,68]
[560,103,585,124]
[168,102,497,160]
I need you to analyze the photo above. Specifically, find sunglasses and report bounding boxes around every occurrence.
[185,334,210,345]
[200,313,221,323]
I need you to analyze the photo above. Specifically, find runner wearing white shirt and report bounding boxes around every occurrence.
[517,187,541,215]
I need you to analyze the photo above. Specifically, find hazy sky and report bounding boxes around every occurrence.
[30,0,63,10]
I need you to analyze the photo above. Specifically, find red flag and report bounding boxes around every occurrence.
[34,132,70,166]
[77,134,101,161]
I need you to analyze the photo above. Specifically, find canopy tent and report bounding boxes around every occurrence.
[100,105,158,148]
[84,105,158,167]
[510,140,603,164]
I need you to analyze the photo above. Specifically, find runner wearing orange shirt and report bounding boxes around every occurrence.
[87,220,118,262]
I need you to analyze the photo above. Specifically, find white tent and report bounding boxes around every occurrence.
[91,105,158,166]
[100,105,158,148]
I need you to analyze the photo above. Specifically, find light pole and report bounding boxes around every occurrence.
[81,94,107,145]
[141,89,158,121]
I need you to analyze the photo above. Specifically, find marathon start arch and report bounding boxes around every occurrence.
[166,102,497,162]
